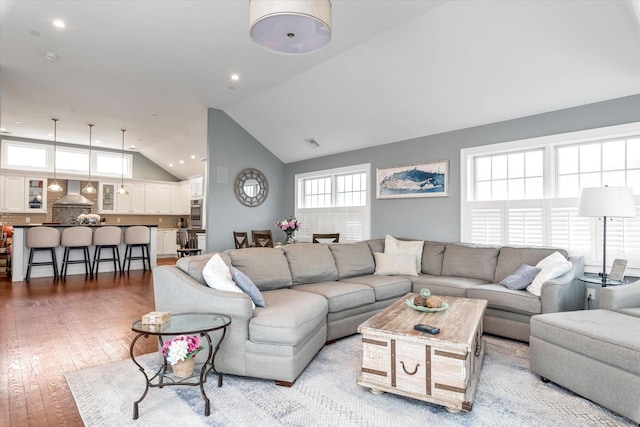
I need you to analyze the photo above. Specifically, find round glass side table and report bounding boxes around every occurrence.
[578,275,629,287]
[130,312,231,419]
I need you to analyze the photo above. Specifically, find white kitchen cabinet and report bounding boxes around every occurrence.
[156,228,178,256]
[171,182,190,215]
[0,176,26,213]
[25,178,47,213]
[190,176,203,198]
[146,183,172,214]
[117,183,145,213]
[98,182,118,213]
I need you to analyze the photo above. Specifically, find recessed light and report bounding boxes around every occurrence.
[30,30,41,36]
[305,138,320,148]
[48,133,53,137]
[95,140,100,144]
[0,128,7,132]
[44,51,59,61]
[169,163,173,167]
[15,121,21,124]
[53,20,66,28]
[231,73,240,81]
[129,145,136,149]
[179,160,184,164]
[190,155,196,159]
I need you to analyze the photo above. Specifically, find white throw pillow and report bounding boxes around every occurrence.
[373,252,419,276]
[526,252,573,296]
[384,235,423,274]
[202,254,255,307]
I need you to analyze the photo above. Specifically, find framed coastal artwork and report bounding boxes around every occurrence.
[376,160,449,199]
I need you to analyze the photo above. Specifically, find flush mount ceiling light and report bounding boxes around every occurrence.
[82,124,97,194]
[47,118,63,192]
[249,0,331,55]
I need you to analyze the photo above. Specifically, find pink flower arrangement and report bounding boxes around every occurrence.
[161,335,203,365]
[275,217,301,232]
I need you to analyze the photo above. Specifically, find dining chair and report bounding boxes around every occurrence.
[312,233,340,243]
[177,229,202,257]
[252,230,274,248]
[233,231,249,249]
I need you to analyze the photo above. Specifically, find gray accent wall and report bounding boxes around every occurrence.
[283,95,640,242]
[205,108,285,252]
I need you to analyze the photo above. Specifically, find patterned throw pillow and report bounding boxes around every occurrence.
[499,263,541,290]
[230,266,266,307]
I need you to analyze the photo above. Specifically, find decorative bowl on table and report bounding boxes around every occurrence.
[405,299,449,313]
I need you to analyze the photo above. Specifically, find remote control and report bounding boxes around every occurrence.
[414,324,440,335]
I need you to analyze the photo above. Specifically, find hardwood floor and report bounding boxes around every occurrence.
[0,258,176,427]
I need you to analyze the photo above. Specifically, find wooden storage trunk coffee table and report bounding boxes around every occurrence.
[357,294,487,412]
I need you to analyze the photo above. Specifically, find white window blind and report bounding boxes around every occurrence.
[295,164,370,243]
[461,123,640,275]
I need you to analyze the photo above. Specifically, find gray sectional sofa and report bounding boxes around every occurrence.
[530,281,640,424]
[153,239,584,385]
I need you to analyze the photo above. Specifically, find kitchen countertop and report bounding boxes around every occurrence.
[12,224,159,228]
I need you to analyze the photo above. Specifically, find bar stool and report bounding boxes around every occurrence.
[60,226,94,278]
[25,226,60,281]
[92,226,122,274]
[122,226,151,272]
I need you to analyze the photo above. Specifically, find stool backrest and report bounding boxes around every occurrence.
[26,227,60,248]
[124,226,150,245]
[93,226,122,246]
[61,226,93,247]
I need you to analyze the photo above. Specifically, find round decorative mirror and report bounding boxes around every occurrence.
[234,168,269,207]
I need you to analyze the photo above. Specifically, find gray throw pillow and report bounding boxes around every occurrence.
[230,265,266,307]
[499,263,541,290]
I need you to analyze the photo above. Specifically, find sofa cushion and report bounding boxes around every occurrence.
[494,246,568,283]
[527,252,573,296]
[366,238,385,254]
[329,242,375,279]
[421,241,445,275]
[249,289,328,346]
[341,274,412,301]
[411,275,489,298]
[531,310,640,376]
[176,252,230,285]
[373,252,418,276]
[616,307,640,318]
[499,263,541,290]
[467,284,541,315]
[441,243,499,282]
[283,243,338,285]
[228,248,292,290]
[384,235,424,273]
[292,281,375,313]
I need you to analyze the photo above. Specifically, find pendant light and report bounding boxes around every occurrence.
[47,118,63,192]
[118,129,129,195]
[82,124,97,194]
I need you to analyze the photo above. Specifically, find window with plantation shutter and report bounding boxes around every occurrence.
[295,164,370,243]
[461,122,640,276]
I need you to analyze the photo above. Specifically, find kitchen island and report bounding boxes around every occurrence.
[11,224,159,282]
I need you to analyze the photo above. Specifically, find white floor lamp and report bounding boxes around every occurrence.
[578,186,636,285]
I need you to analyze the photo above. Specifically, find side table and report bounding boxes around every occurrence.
[130,312,231,419]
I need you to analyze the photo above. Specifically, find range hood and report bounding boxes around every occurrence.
[52,180,95,206]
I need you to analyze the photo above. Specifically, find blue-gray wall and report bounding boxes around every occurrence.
[284,95,640,242]
[206,108,285,252]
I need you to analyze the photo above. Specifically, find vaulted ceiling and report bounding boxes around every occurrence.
[1,0,639,180]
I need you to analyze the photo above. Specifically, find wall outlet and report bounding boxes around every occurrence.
[25,217,30,223]
[159,218,162,223]
[117,217,121,223]
[586,288,596,301]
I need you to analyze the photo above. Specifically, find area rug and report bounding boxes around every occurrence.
[65,335,633,426]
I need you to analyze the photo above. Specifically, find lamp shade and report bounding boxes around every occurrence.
[578,187,636,218]
[249,0,331,55]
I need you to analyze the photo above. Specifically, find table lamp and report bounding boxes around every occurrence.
[578,186,636,285]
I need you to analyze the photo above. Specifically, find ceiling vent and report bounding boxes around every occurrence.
[305,138,320,149]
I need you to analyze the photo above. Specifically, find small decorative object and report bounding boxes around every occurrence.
[142,311,171,325]
[426,295,442,309]
[77,213,101,225]
[275,216,301,245]
[405,299,449,313]
[162,335,203,378]
[419,288,431,299]
[413,295,427,307]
